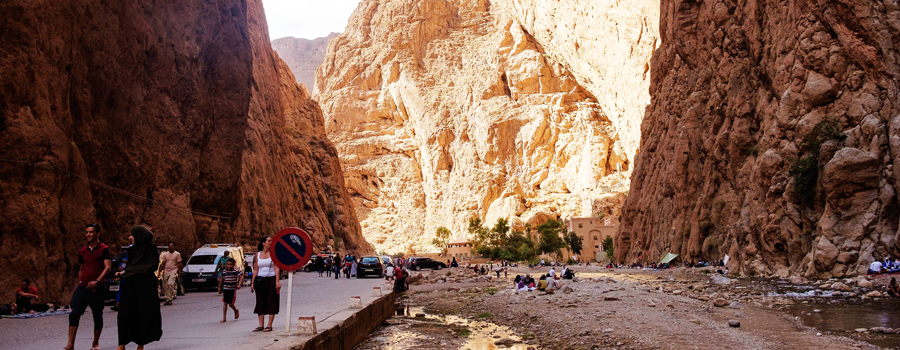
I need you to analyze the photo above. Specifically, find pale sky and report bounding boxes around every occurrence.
[262,0,361,40]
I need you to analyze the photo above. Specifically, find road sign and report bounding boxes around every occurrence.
[271,227,313,272]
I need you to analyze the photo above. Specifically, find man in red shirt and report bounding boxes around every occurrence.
[64,223,111,350]
[15,278,39,313]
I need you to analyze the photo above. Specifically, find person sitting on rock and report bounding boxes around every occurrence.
[15,278,39,314]
[888,278,899,297]
[563,268,575,280]
[513,275,522,289]
[537,275,548,291]
[524,274,535,290]
[869,260,884,274]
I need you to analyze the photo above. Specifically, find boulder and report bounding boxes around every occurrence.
[864,291,882,298]
[728,301,743,309]
[858,280,873,288]
[728,320,741,327]
[831,282,852,292]
[710,275,733,285]
[494,338,516,346]
[713,298,729,307]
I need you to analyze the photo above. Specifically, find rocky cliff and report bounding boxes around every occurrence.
[315,0,655,253]
[0,0,368,302]
[272,33,340,91]
[617,0,900,278]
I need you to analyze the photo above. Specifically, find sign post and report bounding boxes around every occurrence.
[271,227,313,334]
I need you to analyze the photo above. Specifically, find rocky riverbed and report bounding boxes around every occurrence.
[357,266,900,349]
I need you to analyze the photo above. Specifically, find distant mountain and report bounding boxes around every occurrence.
[272,33,340,90]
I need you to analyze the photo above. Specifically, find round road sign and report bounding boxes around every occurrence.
[271,227,313,272]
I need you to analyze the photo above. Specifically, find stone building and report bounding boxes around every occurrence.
[446,239,474,261]
[567,217,619,261]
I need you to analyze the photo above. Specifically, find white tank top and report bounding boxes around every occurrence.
[257,253,275,277]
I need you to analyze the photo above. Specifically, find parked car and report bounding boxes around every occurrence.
[357,256,384,278]
[104,250,129,300]
[182,244,244,291]
[406,257,446,271]
[380,255,393,267]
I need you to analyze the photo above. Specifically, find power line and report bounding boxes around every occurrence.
[0,158,232,220]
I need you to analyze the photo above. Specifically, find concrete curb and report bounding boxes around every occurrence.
[292,292,396,350]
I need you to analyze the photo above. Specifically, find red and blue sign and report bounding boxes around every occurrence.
[271,227,313,272]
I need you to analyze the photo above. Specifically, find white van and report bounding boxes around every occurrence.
[181,244,244,290]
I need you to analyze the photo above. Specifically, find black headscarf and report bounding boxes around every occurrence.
[123,225,158,278]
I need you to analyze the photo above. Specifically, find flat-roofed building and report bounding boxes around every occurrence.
[446,239,473,261]
[567,217,619,261]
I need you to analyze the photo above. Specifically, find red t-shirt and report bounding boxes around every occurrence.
[78,243,110,286]
[17,286,38,298]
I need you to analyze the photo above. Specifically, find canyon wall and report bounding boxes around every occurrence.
[617,0,900,278]
[272,33,340,91]
[315,0,655,253]
[0,0,368,302]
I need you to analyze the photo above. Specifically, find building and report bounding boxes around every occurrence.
[446,239,473,260]
[567,217,619,261]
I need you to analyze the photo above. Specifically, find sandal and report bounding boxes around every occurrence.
[252,327,264,332]
[263,327,273,332]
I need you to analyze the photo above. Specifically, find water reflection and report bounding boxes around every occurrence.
[358,305,535,350]
[788,300,900,348]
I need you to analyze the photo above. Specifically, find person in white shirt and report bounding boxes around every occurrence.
[869,260,884,274]
[548,267,556,279]
[384,265,395,281]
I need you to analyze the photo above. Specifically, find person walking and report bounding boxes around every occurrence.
[116,226,163,350]
[325,257,333,277]
[215,250,231,291]
[218,258,242,322]
[157,242,182,305]
[332,255,341,279]
[64,223,111,350]
[251,236,280,332]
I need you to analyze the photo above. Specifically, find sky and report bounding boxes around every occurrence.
[262,0,361,40]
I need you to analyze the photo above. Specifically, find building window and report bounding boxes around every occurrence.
[578,224,583,228]
[593,236,598,241]
[595,245,599,248]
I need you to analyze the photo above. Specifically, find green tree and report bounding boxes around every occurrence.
[565,231,583,256]
[537,219,567,257]
[431,226,451,255]
[603,236,614,260]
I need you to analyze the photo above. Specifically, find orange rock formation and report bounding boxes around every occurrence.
[0,0,369,302]
[617,0,900,278]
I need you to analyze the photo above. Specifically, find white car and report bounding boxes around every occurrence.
[181,244,244,290]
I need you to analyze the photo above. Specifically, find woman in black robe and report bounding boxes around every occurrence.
[116,226,162,350]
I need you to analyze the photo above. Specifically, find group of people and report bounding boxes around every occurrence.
[513,266,573,292]
[868,257,900,274]
[55,223,293,349]
[62,223,163,350]
[324,254,358,279]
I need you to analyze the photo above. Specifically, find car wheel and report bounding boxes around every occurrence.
[304,267,310,272]
[415,266,421,271]
[437,265,443,270]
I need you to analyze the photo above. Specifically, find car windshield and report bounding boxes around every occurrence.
[187,255,218,265]
[361,257,379,264]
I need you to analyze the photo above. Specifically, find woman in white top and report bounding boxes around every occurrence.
[251,236,281,332]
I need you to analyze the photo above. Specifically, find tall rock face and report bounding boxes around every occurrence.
[272,33,340,91]
[315,0,654,253]
[0,0,368,302]
[617,0,900,278]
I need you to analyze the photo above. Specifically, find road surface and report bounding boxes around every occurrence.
[1,272,390,350]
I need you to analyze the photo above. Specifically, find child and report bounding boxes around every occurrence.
[218,258,243,322]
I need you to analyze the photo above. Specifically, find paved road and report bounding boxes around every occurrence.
[1,272,390,350]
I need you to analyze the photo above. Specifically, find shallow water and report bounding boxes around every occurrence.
[787,300,900,348]
[356,306,535,350]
